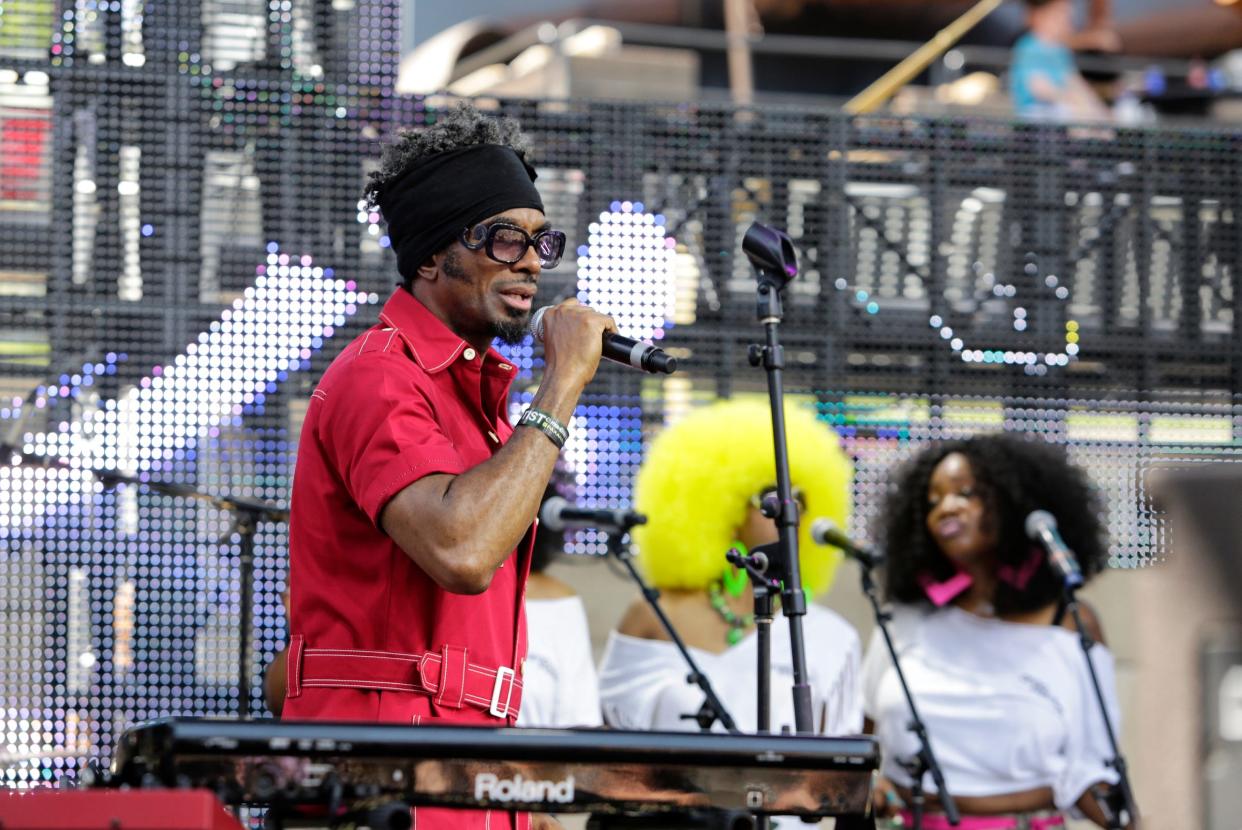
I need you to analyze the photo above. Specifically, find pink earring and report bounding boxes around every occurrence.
[998,548,1044,590]
[917,569,974,607]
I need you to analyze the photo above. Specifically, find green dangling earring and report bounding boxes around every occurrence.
[722,541,749,598]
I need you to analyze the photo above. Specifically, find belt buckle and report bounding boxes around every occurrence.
[489,666,516,718]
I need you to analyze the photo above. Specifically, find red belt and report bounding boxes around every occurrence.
[286,635,523,720]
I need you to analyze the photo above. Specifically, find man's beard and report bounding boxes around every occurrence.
[443,248,531,346]
[493,312,531,346]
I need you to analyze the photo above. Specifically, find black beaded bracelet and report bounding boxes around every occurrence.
[517,407,569,449]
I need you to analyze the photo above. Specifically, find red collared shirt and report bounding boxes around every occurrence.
[285,287,530,732]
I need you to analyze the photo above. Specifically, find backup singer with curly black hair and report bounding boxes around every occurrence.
[880,433,1108,619]
[862,434,1126,828]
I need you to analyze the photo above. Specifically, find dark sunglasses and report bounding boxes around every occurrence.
[461,222,567,269]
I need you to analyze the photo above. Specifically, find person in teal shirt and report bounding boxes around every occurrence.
[1010,0,1109,120]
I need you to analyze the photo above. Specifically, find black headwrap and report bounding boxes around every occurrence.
[378,144,543,282]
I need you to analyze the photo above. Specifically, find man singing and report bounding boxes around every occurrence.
[282,103,614,829]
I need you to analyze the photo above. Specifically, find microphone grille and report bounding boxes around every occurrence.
[539,495,568,531]
[530,306,551,342]
[1024,509,1055,540]
[810,517,836,545]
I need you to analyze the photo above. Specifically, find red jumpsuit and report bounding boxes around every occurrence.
[286,288,532,830]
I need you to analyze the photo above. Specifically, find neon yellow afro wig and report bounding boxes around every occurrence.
[633,397,853,597]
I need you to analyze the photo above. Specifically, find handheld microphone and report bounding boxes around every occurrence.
[810,518,884,569]
[1024,510,1084,588]
[539,496,647,533]
[530,306,678,375]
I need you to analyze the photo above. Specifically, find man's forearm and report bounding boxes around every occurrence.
[381,378,583,592]
[434,376,585,564]
[441,428,562,558]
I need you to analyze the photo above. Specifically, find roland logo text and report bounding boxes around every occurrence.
[474,772,576,804]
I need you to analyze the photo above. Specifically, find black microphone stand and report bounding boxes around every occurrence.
[202,493,287,717]
[93,469,286,718]
[741,222,814,736]
[602,525,740,734]
[855,556,959,829]
[726,543,781,736]
[1060,583,1138,829]
[0,441,287,717]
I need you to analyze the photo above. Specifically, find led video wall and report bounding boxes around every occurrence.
[1,0,1240,786]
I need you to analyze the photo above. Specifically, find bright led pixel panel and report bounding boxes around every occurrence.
[2,0,1241,788]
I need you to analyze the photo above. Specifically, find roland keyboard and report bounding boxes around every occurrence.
[111,718,878,818]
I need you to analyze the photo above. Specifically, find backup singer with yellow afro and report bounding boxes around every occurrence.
[633,397,853,597]
[597,397,864,736]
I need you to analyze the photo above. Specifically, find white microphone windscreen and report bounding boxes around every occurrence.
[1024,509,1056,540]
[539,495,568,531]
[810,517,837,546]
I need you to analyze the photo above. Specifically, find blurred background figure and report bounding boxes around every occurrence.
[517,477,603,728]
[264,590,291,717]
[597,398,862,737]
[1010,0,1112,119]
[403,0,1242,106]
[865,434,1123,827]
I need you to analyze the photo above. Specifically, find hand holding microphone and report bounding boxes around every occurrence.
[526,299,618,394]
[531,303,678,375]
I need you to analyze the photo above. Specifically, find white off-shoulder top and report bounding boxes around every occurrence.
[599,603,863,736]
[862,603,1122,810]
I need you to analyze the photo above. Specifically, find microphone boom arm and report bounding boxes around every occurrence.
[852,550,960,827]
[1024,513,1135,825]
[1061,587,1139,828]
[602,529,740,734]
